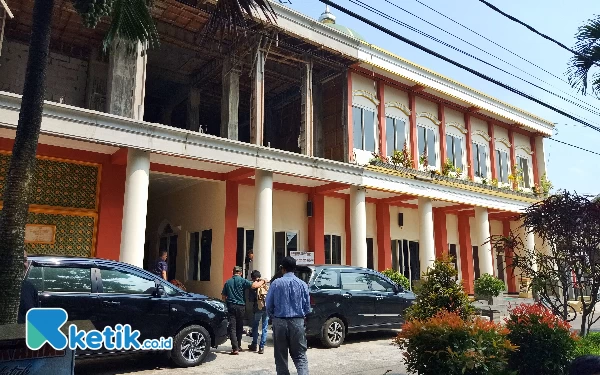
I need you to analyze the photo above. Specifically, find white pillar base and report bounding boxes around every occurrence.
[253,170,273,277]
[418,197,435,276]
[474,207,493,276]
[350,187,367,268]
[119,148,150,267]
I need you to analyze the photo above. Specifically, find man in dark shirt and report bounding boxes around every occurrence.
[18,251,39,324]
[152,250,168,280]
[222,266,265,355]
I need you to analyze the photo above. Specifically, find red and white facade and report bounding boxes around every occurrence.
[0,1,553,298]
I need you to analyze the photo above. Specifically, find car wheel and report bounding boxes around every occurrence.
[320,317,345,348]
[171,325,211,367]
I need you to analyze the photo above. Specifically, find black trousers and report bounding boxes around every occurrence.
[227,303,246,351]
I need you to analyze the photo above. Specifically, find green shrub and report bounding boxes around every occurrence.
[474,273,506,300]
[380,268,410,290]
[395,310,514,375]
[404,256,475,321]
[575,332,600,356]
[506,303,577,375]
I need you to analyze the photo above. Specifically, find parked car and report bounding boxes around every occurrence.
[24,255,228,367]
[295,265,415,348]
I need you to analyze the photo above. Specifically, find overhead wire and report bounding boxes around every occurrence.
[477,0,600,68]
[347,0,600,120]
[318,0,600,133]
[381,0,600,115]
[548,138,600,156]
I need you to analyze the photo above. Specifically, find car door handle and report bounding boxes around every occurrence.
[342,293,352,298]
[103,301,120,306]
[376,295,384,300]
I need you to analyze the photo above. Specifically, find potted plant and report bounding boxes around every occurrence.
[390,142,412,170]
[474,273,506,305]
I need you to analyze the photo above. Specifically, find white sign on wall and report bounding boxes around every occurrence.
[290,251,315,265]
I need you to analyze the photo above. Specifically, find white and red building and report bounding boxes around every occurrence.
[0,1,553,297]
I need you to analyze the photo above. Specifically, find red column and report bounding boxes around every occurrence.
[488,122,497,180]
[96,162,126,260]
[458,214,474,294]
[378,80,387,157]
[223,181,239,281]
[503,220,518,294]
[308,192,325,264]
[438,104,446,166]
[530,136,540,186]
[345,197,352,265]
[465,113,474,181]
[347,71,354,163]
[433,208,448,259]
[376,202,391,271]
[409,93,418,169]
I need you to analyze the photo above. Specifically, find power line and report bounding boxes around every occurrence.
[549,138,600,156]
[319,0,600,133]
[410,0,573,86]
[478,0,600,68]
[378,0,600,116]
[347,0,600,120]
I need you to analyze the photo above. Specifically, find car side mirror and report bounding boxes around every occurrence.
[395,284,405,294]
[153,280,166,297]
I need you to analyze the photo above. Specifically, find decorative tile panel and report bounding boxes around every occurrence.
[0,154,99,210]
[23,212,96,257]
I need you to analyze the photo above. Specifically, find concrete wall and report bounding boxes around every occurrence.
[471,117,488,139]
[146,180,226,299]
[0,40,89,108]
[389,207,419,241]
[351,73,377,109]
[415,96,437,117]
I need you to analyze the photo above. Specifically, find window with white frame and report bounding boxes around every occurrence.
[446,134,464,170]
[417,125,437,167]
[496,149,510,183]
[385,116,407,156]
[516,156,531,188]
[352,106,377,152]
[324,234,342,265]
[471,142,488,178]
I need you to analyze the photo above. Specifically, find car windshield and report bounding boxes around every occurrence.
[294,268,312,284]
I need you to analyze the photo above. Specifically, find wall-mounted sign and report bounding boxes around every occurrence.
[290,251,315,265]
[25,224,56,245]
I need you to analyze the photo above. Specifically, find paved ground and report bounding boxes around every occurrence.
[74,330,408,375]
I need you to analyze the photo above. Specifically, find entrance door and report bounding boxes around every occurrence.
[274,231,298,271]
[159,224,178,281]
[473,246,480,279]
[409,241,420,283]
[496,254,505,281]
[366,238,374,270]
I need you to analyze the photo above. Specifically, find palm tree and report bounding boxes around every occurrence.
[0,0,275,325]
[568,15,600,96]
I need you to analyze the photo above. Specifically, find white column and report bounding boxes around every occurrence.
[253,170,273,277]
[250,47,266,146]
[474,206,493,276]
[119,149,150,267]
[350,186,367,267]
[418,197,435,275]
[526,227,537,272]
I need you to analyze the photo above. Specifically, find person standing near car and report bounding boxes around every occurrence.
[222,266,265,355]
[152,250,168,280]
[266,256,310,375]
[248,270,270,354]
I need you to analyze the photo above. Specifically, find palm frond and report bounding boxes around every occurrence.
[207,0,277,34]
[568,15,600,96]
[103,0,159,52]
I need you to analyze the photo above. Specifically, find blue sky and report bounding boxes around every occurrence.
[284,0,600,194]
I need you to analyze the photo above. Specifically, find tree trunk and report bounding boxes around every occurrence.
[0,0,54,325]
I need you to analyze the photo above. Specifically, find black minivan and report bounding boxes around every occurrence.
[25,255,228,367]
[296,265,415,348]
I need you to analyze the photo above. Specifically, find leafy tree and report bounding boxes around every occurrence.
[568,15,600,96]
[474,273,506,304]
[491,191,600,336]
[405,255,474,321]
[0,0,275,325]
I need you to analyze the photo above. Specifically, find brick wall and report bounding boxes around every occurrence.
[322,74,346,162]
[0,40,89,108]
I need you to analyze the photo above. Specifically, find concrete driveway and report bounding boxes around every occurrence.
[74,330,408,375]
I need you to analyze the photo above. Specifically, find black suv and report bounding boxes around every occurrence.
[25,256,228,367]
[295,265,415,348]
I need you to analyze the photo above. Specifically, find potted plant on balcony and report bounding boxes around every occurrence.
[390,142,412,170]
[474,273,506,305]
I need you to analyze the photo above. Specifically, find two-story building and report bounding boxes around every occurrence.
[0,0,553,297]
